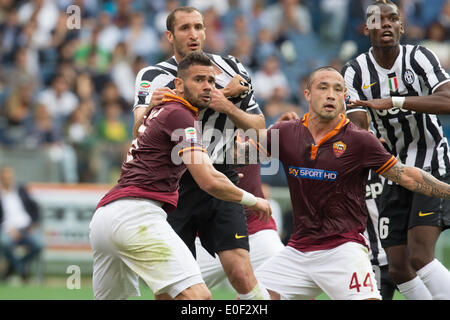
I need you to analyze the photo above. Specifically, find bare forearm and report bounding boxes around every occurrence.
[347,110,370,130]
[382,162,450,199]
[225,102,265,130]
[205,170,244,203]
[402,91,450,114]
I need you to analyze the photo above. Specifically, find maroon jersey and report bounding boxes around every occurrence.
[235,164,277,234]
[267,113,397,252]
[97,94,206,212]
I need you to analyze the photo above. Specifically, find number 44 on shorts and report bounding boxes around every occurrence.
[349,272,374,292]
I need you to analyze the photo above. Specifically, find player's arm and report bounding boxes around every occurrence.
[349,82,450,114]
[342,64,371,130]
[346,110,370,130]
[132,87,175,138]
[381,161,450,199]
[182,150,272,221]
[208,87,265,131]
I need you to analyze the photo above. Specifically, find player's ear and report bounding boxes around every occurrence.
[166,30,174,44]
[399,21,405,35]
[174,77,184,95]
[304,88,311,102]
[363,24,370,37]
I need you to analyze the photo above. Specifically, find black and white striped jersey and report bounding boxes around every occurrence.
[342,44,450,177]
[364,171,387,267]
[133,54,262,164]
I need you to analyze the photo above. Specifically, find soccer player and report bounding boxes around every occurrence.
[89,52,271,300]
[132,6,271,300]
[342,0,450,299]
[364,171,397,300]
[248,66,450,300]
[195,163,285,290]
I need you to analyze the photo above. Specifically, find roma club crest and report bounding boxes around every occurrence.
[333,141,347,158]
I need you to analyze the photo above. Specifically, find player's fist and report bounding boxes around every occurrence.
[249,197,272,222]
[150,87,176,108]
[223,74,251,99]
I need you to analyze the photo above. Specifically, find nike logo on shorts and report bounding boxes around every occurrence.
[418,211,435,217]
[235,233,247,239]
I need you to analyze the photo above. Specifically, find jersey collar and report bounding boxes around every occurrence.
[162,93,199,116]
[302,113,350,160]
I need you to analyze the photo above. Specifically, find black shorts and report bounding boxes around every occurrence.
[379,172,450,249]
[167,164,249,258]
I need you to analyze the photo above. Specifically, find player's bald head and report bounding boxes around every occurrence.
[306,66,343,90]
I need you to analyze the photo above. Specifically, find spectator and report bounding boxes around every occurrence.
[0,166,44,283]
[36,73,79,126]
[93,101,131,183]
[110,42,137,105]
[0,84,35,146]
[253,55,290,102]
[17,0,59,50]
[153,0,181,35]
[0,8,22,65]
[202,7,226,55]
[261,0,313,41]
[122,12,159,58]
[421,22,450,71]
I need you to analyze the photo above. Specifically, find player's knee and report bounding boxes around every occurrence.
[176,283,212,300]
[388,263,416,284]
[227,264,254,291]
[409,251,434,271]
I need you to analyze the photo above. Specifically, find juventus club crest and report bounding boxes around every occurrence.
[333,141,347,158]
[403,69,415,85]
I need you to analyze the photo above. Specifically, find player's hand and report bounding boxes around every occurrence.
[348,98,393,110]
[150,87,176,108]
[209,88,234,114]
[276,111,300,123]
[222,74,250,98]
[7,227,21,242]
[249,197,272,222]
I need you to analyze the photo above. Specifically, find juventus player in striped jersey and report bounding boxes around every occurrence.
[364,171,397,299]
[342,0,450,299]
[131,7,272,300]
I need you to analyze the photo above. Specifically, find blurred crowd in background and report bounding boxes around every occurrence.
[0,0,448,186]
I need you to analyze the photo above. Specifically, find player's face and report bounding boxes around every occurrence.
[365,4,404,48]
[167,11,206,59]
[181,65,216,109]
[305,70,346,121]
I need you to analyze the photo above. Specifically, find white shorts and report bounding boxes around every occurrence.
[255,242,381,300]
[195,229,285,289]
[89,198,204,300]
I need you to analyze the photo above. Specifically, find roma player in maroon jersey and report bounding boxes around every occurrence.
[89,52,271,300]
[248,66,450,300]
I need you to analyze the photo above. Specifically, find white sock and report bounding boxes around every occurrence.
[237,282,270,300]
[397,276,432,300]
[416,258,450,300]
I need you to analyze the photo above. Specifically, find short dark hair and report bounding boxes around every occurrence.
[306,66,341,90]
[366,0,401,18]
[177,52,213,79]
[166,6,202,33]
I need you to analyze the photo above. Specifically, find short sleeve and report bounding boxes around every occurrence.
[361,131,397,174]
[412,45,450,94]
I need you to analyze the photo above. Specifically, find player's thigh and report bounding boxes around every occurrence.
[89,205,140,300]
[195,237,228,289]
[379,184,412,249]
[249,229,284,271]
[199,199,249,256]
[314,242,381,300]
[255,246,321,300]
[96,199,204,299]
[409,173,450,231]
